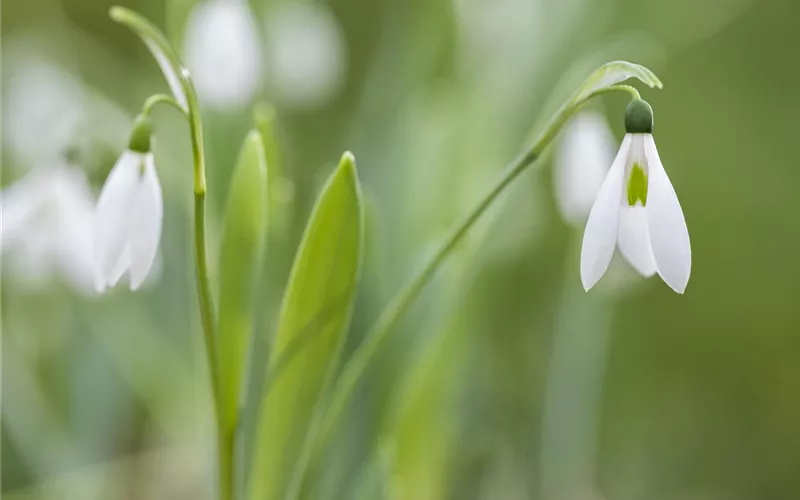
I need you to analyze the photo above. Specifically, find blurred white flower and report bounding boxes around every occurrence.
[264,3,346,109]
[94,151,163,292]
[183,0,263,108]
[1,166,97,294]
[553,111,615,226]
[4,59,86,169]
[581,101,691,293]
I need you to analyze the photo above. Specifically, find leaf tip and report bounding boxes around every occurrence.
[339,151,357,177]
[109,5,127,22]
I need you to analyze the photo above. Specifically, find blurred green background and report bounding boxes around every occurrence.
[3,0,800,499]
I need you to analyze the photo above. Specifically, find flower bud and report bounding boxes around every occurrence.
[624,98,653,134]
[128,115,152,153]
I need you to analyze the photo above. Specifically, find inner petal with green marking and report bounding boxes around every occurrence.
[626,162,648,206]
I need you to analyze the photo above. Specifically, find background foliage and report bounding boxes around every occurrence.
[3,0,800,499]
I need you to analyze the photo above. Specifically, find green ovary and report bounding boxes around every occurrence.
[626,163,648,206]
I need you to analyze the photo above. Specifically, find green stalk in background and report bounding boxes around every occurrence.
[109,7,229,500]
[294,62,663,486]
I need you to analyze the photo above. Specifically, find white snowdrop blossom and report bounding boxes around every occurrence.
[184,0,263,108]
[1,166,97,294]
[94,145,163,293]
[553,111,615,225]
[264,3,346,108]
[581,100,691,293]
[4,58,86,169]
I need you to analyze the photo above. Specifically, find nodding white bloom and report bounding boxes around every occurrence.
[581,99,691,293]
[554,111,615,225]
[184,0,263,108]
[94,117,163,293]
[264,3,346,109]
[1,165,97,294]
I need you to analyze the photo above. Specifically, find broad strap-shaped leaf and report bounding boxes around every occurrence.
[110,6,189,110]
[571,60,663,105]
[217,130,268,433]
[249,153,364,500]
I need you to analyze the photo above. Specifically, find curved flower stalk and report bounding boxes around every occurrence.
[285,61,669,498]
[581,99,691,293]
[107,6,226,499]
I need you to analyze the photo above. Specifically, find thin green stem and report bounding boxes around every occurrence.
[185,82,230,500]
[295,84,638,484]
[142,93,186,118]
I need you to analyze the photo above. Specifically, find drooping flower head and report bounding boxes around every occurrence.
[94,116,163,292]
[581,99,691,293]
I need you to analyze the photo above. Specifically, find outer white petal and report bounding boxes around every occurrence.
[184,0,262,107]
[108,246,131,288]
[617,206,657,277]
[265,3,346,108]
[128,154,163,290]
[580,134,631,291]
[95,151,141,291]
[644,135,691,293]
[553,111,615,224]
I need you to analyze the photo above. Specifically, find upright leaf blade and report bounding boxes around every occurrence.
[217,130,268,433]
[249,153,364,500]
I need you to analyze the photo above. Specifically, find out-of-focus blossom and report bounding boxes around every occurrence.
[581,100,691,293]
[94,150,163,293]
[553,111,615,226]
[4,59,86,168]
[183,0,263,108]
[264,3,346,109]
[1,166,97,294]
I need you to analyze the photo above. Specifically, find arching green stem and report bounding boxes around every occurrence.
[289,84,643,492]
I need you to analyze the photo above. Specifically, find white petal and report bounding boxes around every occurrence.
[95,152,142,292]
[108,246,131,287]
[184,0,262,107]
[128,154,163,290]
[553,111,615,224]
[265,3,346,108]
[617,207,657,277]
[644,135,691,293]
[580,134,631,291]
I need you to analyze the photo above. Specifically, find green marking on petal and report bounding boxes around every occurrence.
[627,163,648,206]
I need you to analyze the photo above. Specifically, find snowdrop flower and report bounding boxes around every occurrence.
[94,117,163,292]
[1,165,97,293]
[184,0,263,108]
[264,3,346,108]
[581,99,691,293]
[553,111,615,225]
[4,58,86,169]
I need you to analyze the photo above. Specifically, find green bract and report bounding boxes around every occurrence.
[572,60,663,105]
[110,6,189,111]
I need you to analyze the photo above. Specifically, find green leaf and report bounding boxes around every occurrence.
[572,60,663,105]
[249,153,364,500]
[217,130,269,433]
[253,102,293,239]
[110,6,189,111]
